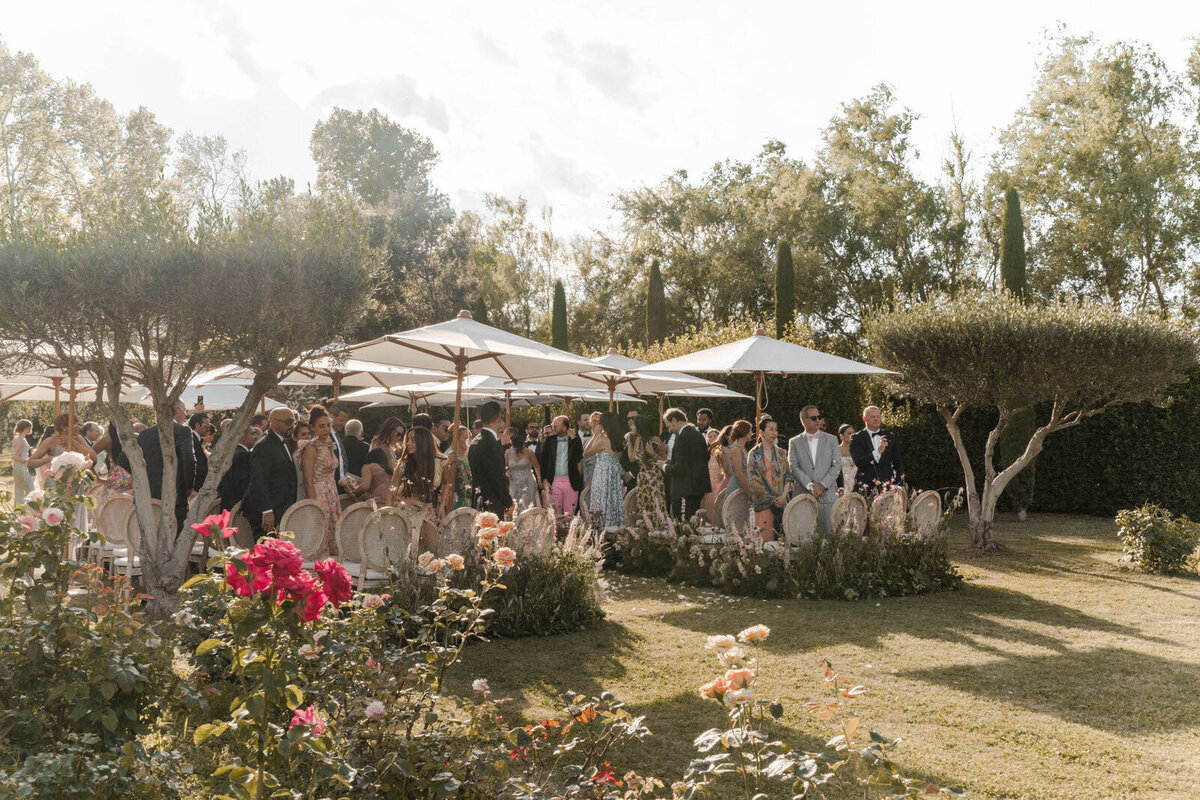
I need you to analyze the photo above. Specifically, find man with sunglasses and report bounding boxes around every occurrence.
[788,405,841,532]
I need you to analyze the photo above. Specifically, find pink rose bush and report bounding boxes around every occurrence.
[223,538,351,623]
[191,509,236,539]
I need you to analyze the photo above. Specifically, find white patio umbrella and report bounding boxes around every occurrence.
[0,381,143,406]
[634,327,897,427]
[341,375,643,418]
[126,384,286,412]
[193,358,451,398]
[340,310,618,430]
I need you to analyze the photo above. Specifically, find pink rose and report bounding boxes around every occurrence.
[698,677,730,700]
[19,514,39,533]
[492,546,516,567]
[724,668,754,690]
[288,706,326,735]
[191,509,234,539]
[41,507,65,527]
[314,559,353,607]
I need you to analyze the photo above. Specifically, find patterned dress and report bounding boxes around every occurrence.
[452,454,474,510]
[634,441,667,522]
[296,437,342,555]
[590,450,624,527]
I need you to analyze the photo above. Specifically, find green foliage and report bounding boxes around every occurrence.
[645,260,666,343]
[997,189,1037,514]
[999,188,1026,297]
[774,240,795,338]
[552,280,569,351]
[1115,503,1200,575]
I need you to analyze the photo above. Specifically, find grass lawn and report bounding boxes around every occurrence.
[455,515,1200,800]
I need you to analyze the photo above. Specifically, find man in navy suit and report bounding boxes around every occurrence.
[849,405,904,495]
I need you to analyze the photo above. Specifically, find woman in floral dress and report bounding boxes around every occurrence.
[297,406,342,555]
[626,415,666,523]
[584,411,625,528]
[745,415,791,541]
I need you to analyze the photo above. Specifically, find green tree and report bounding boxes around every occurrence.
[998,188,1037,518]
[469,195,559,337]
[646,259,666,343]
[551,279,568,350]
[869,294,1196,550]
[999,188,1026,297]
[775,241,795,338]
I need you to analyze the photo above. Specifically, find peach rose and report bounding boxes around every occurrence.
[705,634,736,652]
[445,553,465,570]
[698,676,730,700]
[717,646,750,669]
[477,527,499,546]
[724,668,754,690]
[492,546,516,567]
[424,558,445,574]
[497,520,516,534]
[476,511,500,528]
[724,688,756,705]
[416,551,435,570]
[737,624,770,644]
[362,594,385,610]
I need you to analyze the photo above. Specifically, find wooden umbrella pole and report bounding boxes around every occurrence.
[504,391,512,431]
[67,372,77,452]
[658,393,664,435]
[755,371,764,430]
[451,355,466,433]
[52,377,62,418]
[608,378,615,412]
[332,374,342,402]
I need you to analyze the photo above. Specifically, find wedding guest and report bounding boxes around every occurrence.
[292,421,312,447]
[219,425,260,511]
[662,408,710,520]
[468,401,512,515]
[295,406,341,554]
[622,408,643,488]
[29,412,97,469]
[356,417,403,503]
[717,421,753,509]
[702,428,727,523]
[80,421,103,447]
[696,408,715,436]
[250,413,268,432]
[788,405,841,532]
[524,421,542,456]
[584,411,624,527]
[850,406,903,494]
[325,403,352,490]
[131,421,147,435]
[471,420,484,437]
[343,419,371,478]
[578,411,596,487]
[445,425,474,511]
[393,425,441,551]
[92,423,133,500]
[243,407,298,540]
[747,415,791,538]
[412,413,434,431]
[114,402,191,530]
[539,415,583,517]
[627,415,667,522]
[507,430,540,510]
[10,420,32,503]
[432,416,453,454]
[188,412,210,492]
[837,424,857,495]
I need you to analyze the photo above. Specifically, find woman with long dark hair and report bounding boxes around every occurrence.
[626,415,666,521]
[92,422,134,501]
[297,405,342,554]
[506,428,540,510]
[584,411,625,527]
[745,415,791,540]
[392,425,440,551]
[358,416,403,503]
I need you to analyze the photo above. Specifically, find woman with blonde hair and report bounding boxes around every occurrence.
[10,420,32,503]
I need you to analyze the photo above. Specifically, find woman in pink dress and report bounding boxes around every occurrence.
[296,406,342,556]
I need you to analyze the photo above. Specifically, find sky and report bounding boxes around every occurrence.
[3,1,1198,236]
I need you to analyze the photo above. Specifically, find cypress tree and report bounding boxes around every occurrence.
[998,188,1036,519]
[472,295,489,325]
[646,260,666,343]
[775,241,795,338]
[551,280,569,350]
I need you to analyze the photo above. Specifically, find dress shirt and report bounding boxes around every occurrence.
[866,428,883,461]
[554,436,569,478]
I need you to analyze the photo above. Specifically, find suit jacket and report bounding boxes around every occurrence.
[468,428,512,514]
[131,422,196,521]
[849,428,903,492]
[329,430,349,483]
[538,433,583,491]
[663,424,711,498]
[218,444,253,511]
[192,430,209,492]
[344,436,370,477]
[242,431,298,527]
[787,431,841,505]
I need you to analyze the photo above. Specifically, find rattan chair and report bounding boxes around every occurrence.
[361,507,413,577]
[622,490,638,525]
[514,506,555,556]
[336,502,386,590]
[228,500,255,549]
[869,490,907,535]
[782,494,820,547]
[114,499,160,587]
[436,506,476,558]
[333,500,377,559]
[720,489,751,533]
[279,499,331,564]
[577,485,592,521]
[908,491,942,539]
[94,493,135,573]
[830,492,868,535]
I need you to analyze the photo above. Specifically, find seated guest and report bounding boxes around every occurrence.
[343,418,371,477]
[468,401,512,515]
[393,426,441,551]
[358,417,403,503]
[746,416,791,539]
[219,424,260,510]
[539,415,583,517]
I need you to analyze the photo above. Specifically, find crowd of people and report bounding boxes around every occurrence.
[9,397,905,545]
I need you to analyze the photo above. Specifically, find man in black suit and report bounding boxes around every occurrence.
[188,412,210,492]
[468,401,512,515]
[243,407,298,540]
[538,414,583,516]
[849,405,904,495]
[662,408,711,519]
[118,398,196,530]
[343,418,371,477]
[326,402,351,483]
[219,424,261,511]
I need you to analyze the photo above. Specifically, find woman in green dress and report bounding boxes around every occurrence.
[626,415,667,524]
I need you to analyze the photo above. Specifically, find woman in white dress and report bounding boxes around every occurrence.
[506,430,541,510]
[838,424,857,495]
[10,419,32,503]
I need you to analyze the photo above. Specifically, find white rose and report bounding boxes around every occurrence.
[362,594,385,610]
[297,643,322,659]
[364,700,385,718]
[50,451,86,474]
[472,678,489,693]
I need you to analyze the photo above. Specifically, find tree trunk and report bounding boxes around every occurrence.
[968,510,996,550]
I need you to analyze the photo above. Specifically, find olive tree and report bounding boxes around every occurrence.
[0,190,377,614]
[868,294,1196,550]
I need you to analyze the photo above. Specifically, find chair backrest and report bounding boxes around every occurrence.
[577,484,592,520]
[83,483,106,531]
[782,494,819,546]
[335,501,377,563]
[831,493,868,536]
[721,489,751,533]
[124,498,163,560]
[514,507,555,556]
[98,493,134,546]
[622,490,638,525]
[909,491,942,539]
[362,507,413,572]
[278,499,330,560]
[228,500,254,549]
[437,507,476,558]
[869,490,906,535]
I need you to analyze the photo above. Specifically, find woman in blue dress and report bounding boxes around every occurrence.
[584,411,625,528]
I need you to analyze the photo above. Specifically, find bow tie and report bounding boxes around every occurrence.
[869,430,884,438]
[806,434,820,441]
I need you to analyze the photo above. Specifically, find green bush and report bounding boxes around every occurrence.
[1115,503,1200,575]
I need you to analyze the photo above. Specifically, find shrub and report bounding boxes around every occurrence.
[1115,503,1200,575]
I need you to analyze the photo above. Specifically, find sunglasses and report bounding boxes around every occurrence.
[807,414,824,421]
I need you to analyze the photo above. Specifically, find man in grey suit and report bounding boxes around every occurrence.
[788,405,841,532]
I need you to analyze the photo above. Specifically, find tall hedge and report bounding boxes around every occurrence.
[551,280,568,351]
[775,241,795,339]
[646,260,666,343]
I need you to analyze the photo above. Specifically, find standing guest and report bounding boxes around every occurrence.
[539,415,583,517]
[80,421,103,448]
[114,402,191,530]
[393,426,441,551]
[471,419,484,438]
[243,407,298,541]
[343,419,371,478]
[837,424,857,495]
[292,421,312,447]
[131,421,147,435]
[250,413,268,433]
[219,425,260,511]
[358,417,404,503]
[849,406,903,494]
[696,408,715,436]
[444,425,475,511]
[468,401,512,516]
[621,409,643,489]
[325,402,351,485]
[432,416,453,454]
[584,412,625,527]
[297,406,342,555]
[718,421,753,509]
[788,405,841,532]
[10,420,32,503]
[627,416,667,521]
[412,413,434,431]
[29,412,97,470]
[220,418,234,435]
[507,430,541,510]
[702,428,727,523]
[92,423,133,500]
[662,408,711,520]
[524,421,542,456]
[578,411,596,487]
[188,412,211,492]
[746,416,792,538]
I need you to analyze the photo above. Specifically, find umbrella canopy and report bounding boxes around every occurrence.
[359,390,645,409]
[527,349,723,409]
[193,359,450,396]
[127,384,286,412]
[0,382,142,405]
[342,375,643,418]
[634,327,896,425]
[340,310,618,429]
